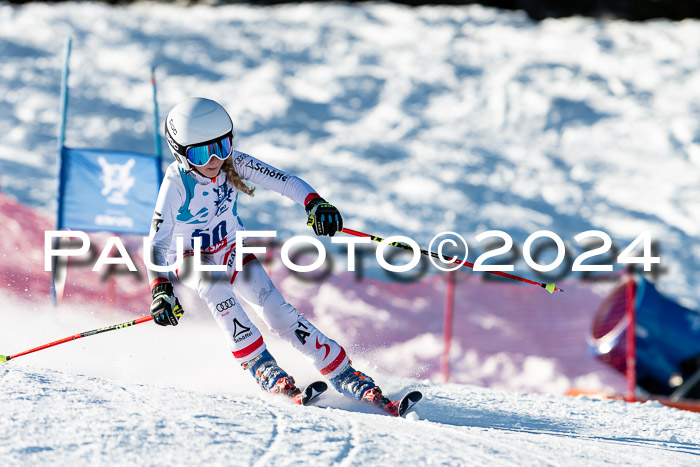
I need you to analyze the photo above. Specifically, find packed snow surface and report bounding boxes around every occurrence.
[3,366,700,466]
[1,1,700,465]
[2,300,700,466]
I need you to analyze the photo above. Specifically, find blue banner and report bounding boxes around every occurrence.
[58,147,161,235]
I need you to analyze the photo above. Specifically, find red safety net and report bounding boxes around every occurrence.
[438,272,628,395]
[252,263,631,397]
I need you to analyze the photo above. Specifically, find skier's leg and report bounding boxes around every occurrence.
[176,256,292,392]
[232,258,378,399]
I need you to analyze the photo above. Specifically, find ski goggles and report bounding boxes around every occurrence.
[184,133,234,167]
[166,126,234,167]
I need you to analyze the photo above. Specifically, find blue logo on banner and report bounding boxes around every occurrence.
[58,147,161,235]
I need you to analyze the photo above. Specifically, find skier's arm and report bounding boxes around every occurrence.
[233,152,343,236]
[146,172,184,326]
[232,152,319,206]
[147,175,178,286]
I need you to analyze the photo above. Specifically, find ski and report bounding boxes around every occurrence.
[272,377,327,406]
[361,388,423,417]
[298,380,328,406]
[397,390,422,417]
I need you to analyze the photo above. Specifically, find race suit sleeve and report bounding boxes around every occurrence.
[232,152,319,207]
[146,168,183,287]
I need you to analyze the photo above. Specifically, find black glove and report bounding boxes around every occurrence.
[150,281,184,326]
[306,197,343,237]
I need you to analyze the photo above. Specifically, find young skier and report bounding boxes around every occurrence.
[147,97,399,413]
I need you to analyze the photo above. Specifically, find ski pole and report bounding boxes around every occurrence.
[341,227,563,293]
[0,316,153,363]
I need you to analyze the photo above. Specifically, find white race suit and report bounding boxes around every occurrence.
[146,151,349,379]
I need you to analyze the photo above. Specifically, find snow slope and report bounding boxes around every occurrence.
[2,285,699,465]
[3,363,700,465]
[2,1,700,465]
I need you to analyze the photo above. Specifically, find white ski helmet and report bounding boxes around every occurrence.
[164,97,234,172]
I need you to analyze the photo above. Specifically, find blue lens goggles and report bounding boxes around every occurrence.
[185,133,233,167]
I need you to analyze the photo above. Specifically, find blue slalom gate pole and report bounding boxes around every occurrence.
[151,66,164,181]
[57,37,71,151]
[52,37,72,308]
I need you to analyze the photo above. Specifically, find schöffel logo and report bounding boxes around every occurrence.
[245,160,288,181]
[216,298,235,312]
[232,318,253,343]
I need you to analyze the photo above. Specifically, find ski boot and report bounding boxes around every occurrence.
[330,364,377,400]
[244,349,296,392]
[243,350,326,405]
[331,364,421,417]
[270,376,303,401]
[360,387,400,416]
[330,364,396,414]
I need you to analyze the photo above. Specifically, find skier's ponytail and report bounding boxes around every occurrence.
[222,157,255,196]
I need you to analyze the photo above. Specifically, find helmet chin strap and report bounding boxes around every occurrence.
[190,165,222,181]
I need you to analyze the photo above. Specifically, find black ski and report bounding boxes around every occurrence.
[363,389,423,417]
[300,380,328,406]
[397,390,422,417]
